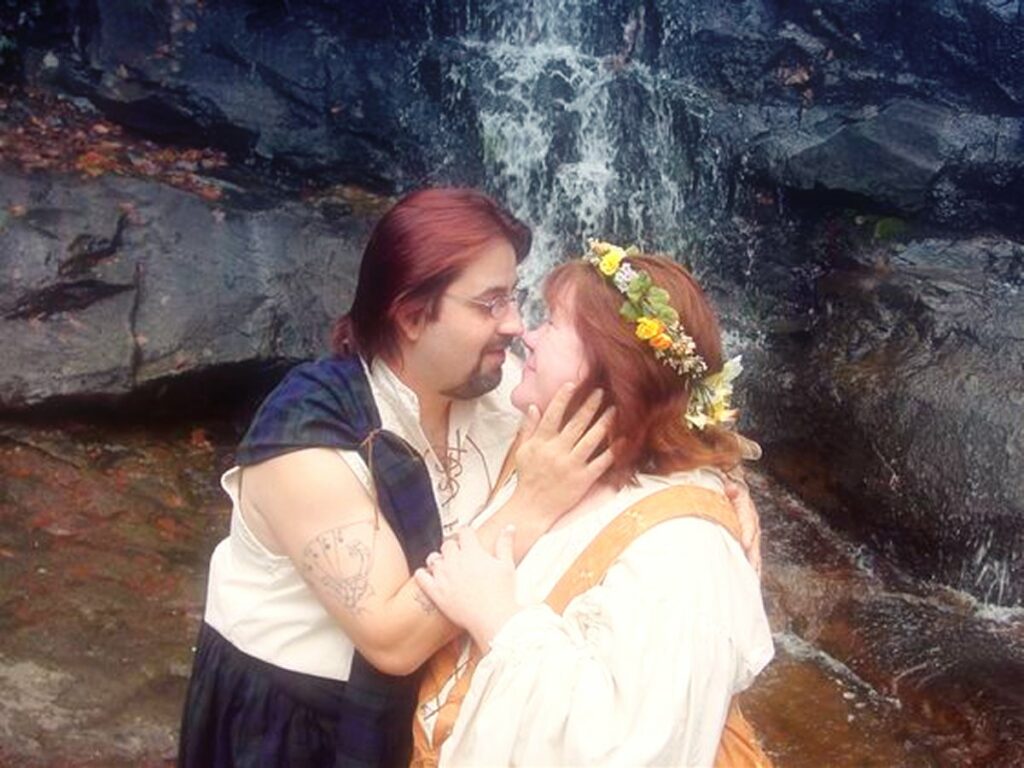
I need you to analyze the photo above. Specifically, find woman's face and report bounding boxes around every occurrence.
[510,287,591,413]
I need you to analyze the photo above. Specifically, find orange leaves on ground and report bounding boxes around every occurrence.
[1,88,228,202]
[189,428,214,451]
[75,150,119,177]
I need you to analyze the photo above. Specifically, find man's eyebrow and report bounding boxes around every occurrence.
[474,281,520,298]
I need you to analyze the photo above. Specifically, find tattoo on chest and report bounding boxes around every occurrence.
[302,521,376,614]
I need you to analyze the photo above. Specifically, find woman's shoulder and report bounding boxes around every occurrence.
[632,467,728,497]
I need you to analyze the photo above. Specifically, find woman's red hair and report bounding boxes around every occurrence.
[546,255,740,486]
[333,188,531,361]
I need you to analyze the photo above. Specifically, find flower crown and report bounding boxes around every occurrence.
[584,239,742,430]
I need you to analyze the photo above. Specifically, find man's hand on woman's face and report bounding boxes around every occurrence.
[512,382,616,527]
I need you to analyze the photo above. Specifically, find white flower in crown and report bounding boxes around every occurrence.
[686,356,743,429]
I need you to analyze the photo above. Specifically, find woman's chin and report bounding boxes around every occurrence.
[510,385,536,415]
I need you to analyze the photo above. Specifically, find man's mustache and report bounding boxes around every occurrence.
[484,337,515,354]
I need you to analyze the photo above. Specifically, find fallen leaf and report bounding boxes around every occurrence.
[197,185,223,201]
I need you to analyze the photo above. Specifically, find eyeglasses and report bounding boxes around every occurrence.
[445,287,527,319]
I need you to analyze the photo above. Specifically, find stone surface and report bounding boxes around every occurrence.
[3,0,1023,605]
[741,222,1024,605]
[0,167,369,409]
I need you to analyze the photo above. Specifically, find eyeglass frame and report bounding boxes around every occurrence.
[443,286,527,319]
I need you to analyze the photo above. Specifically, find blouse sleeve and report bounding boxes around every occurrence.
[440,517,774,767]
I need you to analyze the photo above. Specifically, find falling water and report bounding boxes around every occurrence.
[447,2,727,289]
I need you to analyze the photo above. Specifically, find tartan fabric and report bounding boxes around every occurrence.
[181,355,443,768]
[180,624,415,768]
[235,355,443,570]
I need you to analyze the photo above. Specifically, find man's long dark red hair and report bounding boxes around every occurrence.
[333,188,531,361]
[546,255,741,486]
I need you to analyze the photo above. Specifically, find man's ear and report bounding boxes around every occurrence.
[395,304,427,342]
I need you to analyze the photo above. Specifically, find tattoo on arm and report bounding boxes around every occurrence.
[413,586,438,615]
[302,521,376,614]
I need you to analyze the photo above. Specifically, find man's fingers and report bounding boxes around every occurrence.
[571,405,615,460]
[584,445,616,481]
[494,524,515,563]
[561,388,604,445]
[535,382,576,437]
[519,404,542,441]
[725,479,759,549]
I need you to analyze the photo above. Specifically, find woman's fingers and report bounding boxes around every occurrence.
[414,567,438,599]
[456,526,482,553]
[440,537,460,559]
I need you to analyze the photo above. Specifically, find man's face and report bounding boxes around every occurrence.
[405,237,524,400]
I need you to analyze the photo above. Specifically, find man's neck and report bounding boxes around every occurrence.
[382,352,452,454]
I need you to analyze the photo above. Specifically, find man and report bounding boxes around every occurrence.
[179,188,616,767]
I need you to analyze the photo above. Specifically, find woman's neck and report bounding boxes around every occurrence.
[548,480,617,532]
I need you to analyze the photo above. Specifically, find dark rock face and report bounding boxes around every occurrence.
[27,0,486,191]
[807,236,1024,603]
[4,0,1024,603]
[0,168,368,409]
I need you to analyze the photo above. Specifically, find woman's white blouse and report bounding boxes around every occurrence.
[437,471,774,767]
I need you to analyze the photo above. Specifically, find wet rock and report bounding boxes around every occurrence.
[12,0,1020,228]
[746,100,1024,216]
[3,421,1020,766]
[755,233,1024,606]
[749,471,1024,767]
[0,420,236,766]
[0,167,369,410]
[26,0,486,191]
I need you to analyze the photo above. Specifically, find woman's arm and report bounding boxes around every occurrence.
[418,519,773,766]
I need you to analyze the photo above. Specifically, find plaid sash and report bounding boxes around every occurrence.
[236,355,443,570]
[235,355,443,766]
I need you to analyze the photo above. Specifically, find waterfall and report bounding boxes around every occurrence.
[446,2,727,291]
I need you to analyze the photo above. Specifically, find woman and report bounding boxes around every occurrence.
[414,242,774,766]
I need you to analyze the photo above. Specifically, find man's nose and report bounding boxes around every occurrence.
[497,300,525,338]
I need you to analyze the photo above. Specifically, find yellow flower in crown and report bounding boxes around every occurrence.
[599,246,626,275]
[635,316,664,340]
[650,333,673,350]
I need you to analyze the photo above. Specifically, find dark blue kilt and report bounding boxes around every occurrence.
[179,623,415,768]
